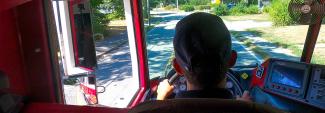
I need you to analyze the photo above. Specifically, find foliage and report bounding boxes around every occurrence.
[180,5,195,12]
[91,0,109,37]
[229,2,259,15]
[194,5,211,10]
[262,5,271,13]
[149,0,164,8]
[90,0,104,7]
[188,0,210,5]
[245,5,259,14]
[247,0,259,5]
[228,3,245,15]
[211,4,229,16]
[92,11,110,36]
[100,0,125,20]
[269,0,295,26]
[164,5,176,10]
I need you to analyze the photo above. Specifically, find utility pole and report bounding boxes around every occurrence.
[147,0,150,26]
[176,0,179,9]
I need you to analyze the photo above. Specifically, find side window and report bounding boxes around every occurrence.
[52,0,140,108]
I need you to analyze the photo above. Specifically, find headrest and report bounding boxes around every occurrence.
[0,71,9,89]
[129,99,285,113]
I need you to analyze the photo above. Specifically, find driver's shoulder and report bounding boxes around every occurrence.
[175,88,233,99]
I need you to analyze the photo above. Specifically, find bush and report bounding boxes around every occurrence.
[180,5,195,12]
[92,11,110,37]
[269,0,296,26]
[229,3,259,15]
[164,5,175,10]
[188,0,210,5]
[229,3,247,15]
[245,5,259,14]
[194,5,211,10]
[262,5,271,13]
[212,4,229,16]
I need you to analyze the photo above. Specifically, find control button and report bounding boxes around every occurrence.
[282,87,286,90]
[272,84,275,88]
[276,86,280,89]
[295,90,299,94]
[180,84,186,91]
[288,88,292,92]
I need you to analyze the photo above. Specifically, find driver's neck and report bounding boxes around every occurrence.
[186,78,226,91]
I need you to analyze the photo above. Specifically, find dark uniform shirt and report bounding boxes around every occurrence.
[175,88,233,99]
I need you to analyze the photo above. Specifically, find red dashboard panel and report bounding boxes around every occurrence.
[23,103,129,113]
[250,59,270,88]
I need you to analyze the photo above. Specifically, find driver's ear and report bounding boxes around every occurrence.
[172,58,185,75]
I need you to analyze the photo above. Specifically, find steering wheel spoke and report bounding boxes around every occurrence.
[162,68,244,99]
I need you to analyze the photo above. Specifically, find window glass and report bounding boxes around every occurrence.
[142,0,308,79]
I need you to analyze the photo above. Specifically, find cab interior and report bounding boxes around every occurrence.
[0,0,324,113]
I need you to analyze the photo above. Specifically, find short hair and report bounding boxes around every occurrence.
[173,12,231,89]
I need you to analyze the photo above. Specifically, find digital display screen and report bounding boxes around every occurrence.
[271,65,305,88]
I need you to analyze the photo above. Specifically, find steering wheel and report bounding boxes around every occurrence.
[164,68,244,98]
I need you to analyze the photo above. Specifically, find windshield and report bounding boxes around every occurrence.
[142,0,324,79]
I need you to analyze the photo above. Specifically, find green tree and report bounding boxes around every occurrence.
[269,0,295,26]
[188,0,210,5]
[91,0,110,36]
[100,0,125,20]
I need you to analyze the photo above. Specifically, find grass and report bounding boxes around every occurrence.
[221,12,324,64]
[231,31,270,60]
[246,27,325,64]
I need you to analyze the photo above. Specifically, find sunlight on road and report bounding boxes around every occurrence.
[224,20,272,31]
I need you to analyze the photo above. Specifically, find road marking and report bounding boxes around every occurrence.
[232,37,264,64]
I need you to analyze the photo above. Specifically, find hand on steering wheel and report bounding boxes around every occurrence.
[158,68,246,99]
[157,79,174,100]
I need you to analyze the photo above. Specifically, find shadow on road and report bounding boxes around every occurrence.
[96,43,132,85]
[230,30,300,62]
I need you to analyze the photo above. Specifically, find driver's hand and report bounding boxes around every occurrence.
[157,79,174,100]
[236,90,252,102]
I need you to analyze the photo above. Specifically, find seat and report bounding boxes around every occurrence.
[129,98,286,113]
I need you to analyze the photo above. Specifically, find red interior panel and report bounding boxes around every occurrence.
[23,103,128,113]
[0,0,60,102]
[0,9,28,95]
[0,0,31,12]
[15,0,57,102]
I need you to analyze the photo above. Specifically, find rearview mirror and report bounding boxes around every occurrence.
[69,2,97,69]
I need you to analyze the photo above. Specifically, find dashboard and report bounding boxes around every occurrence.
[251,58,325,112]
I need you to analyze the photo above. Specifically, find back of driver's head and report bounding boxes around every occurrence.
[173,12,231,88]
